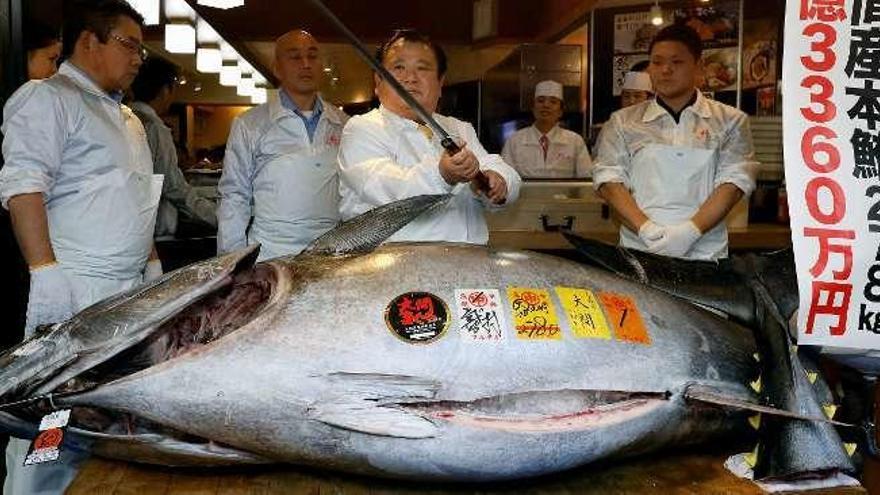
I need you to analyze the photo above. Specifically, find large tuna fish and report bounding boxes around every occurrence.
[0,195,856,481]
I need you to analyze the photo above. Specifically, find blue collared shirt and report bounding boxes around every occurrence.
[280,90,323,142]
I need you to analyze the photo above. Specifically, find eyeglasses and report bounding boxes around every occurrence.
[109,34,148,61]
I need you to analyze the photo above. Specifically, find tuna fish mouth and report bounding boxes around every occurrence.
[65,262,279,389]
[6,262,281,457]
[407,390,670,433]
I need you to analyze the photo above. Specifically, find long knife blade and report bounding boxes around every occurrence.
[304,0,490,192]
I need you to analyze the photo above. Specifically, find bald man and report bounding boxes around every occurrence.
[218,30,348,260]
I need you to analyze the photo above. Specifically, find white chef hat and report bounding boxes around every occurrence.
[534,80,563,100]
[622,71,653,92]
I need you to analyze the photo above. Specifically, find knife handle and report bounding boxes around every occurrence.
[440,136,490,193]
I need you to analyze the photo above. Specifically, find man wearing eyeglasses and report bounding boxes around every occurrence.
[0,1,159,493]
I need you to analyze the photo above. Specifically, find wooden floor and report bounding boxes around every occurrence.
[66,451,870,495]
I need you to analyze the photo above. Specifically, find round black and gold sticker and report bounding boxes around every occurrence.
[384,292,450,344]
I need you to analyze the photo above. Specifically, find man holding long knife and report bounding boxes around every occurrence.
[338,29,521,243]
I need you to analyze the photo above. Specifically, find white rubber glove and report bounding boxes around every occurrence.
[144,259,163,282]
[25,263,77,338]
[655,221,702,258]
[637,220,667,252]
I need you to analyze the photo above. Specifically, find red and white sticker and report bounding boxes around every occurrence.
[455,289,506,342]
[24,409,71,466]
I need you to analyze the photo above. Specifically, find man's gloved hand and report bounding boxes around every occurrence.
[25,262,77,338]
[637,220,667,252]
[144,259,163,282]
[655,221,702,258]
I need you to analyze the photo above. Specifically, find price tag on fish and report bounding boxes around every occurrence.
[507,288,561,340]
[24,409,71,466]
[456,289,506,342]
[599,292,651,345]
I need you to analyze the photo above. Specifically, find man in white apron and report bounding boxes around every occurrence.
[217,30,348,261]
[593,24,757,261]
[339,29,521,244]
[502,80,593,179]
[0,2,162,493]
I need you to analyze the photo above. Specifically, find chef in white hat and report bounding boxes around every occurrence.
[501,80,592,179]
[620,70,653,108]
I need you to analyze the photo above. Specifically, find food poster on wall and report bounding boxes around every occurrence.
[742,18,779,90]
[671,3,739,49]
[701,47,739,92]
[613,54,651,95]
[613,12,660,54]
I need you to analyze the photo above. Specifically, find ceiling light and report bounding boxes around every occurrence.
[238,58,255,76]
[251,87,267,104]
[253,73,267,86]
[129,0,159,25]
[650,2,663,26]
[164,0,195,20]
[196,47,222,73]
[196,18,221,44]
[237,76,255,97]
[165,23,196,54]
[197,0,245,8]
[220,41,238,61]
[220,63,240,87]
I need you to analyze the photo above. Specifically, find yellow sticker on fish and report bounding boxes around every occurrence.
[555,287,611,339]
[506,288,562,340]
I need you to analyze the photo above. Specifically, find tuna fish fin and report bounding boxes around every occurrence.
[682,384,850,427]
[308,372,440,438]
[310,403,438,439]
[303,194,452,255]
[561,233,757,327]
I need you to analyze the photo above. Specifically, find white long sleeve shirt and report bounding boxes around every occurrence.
[592,92,757,195]
[501,125,593,179]
[339,106,521,244]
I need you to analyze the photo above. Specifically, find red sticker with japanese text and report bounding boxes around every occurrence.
[385,292,450,344]
[599,292,651,345]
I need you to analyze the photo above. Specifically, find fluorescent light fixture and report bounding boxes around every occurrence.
[129,0,159,25]
[198,0,245,8]
[220,63,241,86]
[253,73,267,86]
[165,23,196,54]
[196,47,222,73]
[196,18,221,44]
[220,41,238,61]
[238,58,255,76]
[164,0,195,20]
[650,2,663,25]
[251,87,267,104]
[237,76,255,97]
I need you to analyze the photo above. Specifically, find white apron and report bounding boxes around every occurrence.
[248,146,339,260]
[619,143,727,260]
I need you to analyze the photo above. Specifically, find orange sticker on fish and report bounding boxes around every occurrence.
[598,292,651,345]
[555,287,611,339]
[506,288,562,340]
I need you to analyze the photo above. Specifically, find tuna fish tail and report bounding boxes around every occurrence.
[747,279,855,480]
